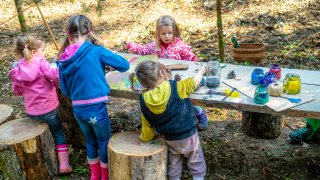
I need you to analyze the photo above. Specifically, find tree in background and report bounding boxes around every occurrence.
[216,0,224,62]
[14,0,27,32]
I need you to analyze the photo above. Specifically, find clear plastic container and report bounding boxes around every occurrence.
[206,61,221,88]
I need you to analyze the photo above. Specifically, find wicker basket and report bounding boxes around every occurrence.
[230,39,265,63]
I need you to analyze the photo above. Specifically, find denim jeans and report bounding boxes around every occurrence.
[27,108,67,145]
[73,103,111,164]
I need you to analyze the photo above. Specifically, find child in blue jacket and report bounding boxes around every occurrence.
[57,15,130,180]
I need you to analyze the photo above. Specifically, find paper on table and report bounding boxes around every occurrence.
[224,79,315,112]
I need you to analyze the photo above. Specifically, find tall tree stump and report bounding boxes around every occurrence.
[242,111,284,138]
[0,104,13,125]
[0,118,58,179]
[108,131,167,180]
[56,89,85,148]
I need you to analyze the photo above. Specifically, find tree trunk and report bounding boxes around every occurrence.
[0,104,13,125]
[0,118,58,179]
[96,0,106,15]
[108,131,167,180]
[56,89,85,148]
[242,111,284,138]
[14,0,27,32]
[216,0,225,62]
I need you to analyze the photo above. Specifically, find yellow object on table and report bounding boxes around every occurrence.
[283,73,301,94]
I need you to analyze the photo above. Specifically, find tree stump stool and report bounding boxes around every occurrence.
[242,111,284,139]
[108,131,167,180]
[0,104,13,125]
[0,118,58,179]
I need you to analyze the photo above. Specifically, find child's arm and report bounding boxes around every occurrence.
[126,41,156,55]
[139,114,155,142]
[40,58,59,84]
[99,47,130,72]
[9,68,23,96]
[58,73,70,97]
[177,66,206,98]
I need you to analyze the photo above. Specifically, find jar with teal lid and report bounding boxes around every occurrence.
[254,84,269,104]
[283,73,301,94]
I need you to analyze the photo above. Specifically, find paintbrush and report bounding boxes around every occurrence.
[193,89,240,98]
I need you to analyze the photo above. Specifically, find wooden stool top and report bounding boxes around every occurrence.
[0,118,48,145]
[108,131,166,156]
[0,104,13,125]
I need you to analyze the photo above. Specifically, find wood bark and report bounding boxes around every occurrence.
[14,0,27,32]
[0,118,58,179]
[216,0,225,62]
[242,111,284,138]
[56,89,85,148]
[0,104,13,125]
[108,131,167,180]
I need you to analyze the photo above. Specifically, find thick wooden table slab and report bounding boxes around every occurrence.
[107,53,320,119]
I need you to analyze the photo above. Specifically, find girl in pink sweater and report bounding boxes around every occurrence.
[9,34,72,174]
[125,15,197,61]
[124,15,208,130]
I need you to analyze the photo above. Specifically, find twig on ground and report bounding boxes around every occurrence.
[284,122,295,131]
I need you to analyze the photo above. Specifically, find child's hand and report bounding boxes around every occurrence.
[119,41,128,52]
[198,65,206,76]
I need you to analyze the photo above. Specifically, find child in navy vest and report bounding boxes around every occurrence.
[136,61,207,180]
[124,15,209,131]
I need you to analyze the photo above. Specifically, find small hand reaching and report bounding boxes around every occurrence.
[198,64,206,76]
[119,41,128,52]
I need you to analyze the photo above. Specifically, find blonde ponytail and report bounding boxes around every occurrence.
[23,45,32,63]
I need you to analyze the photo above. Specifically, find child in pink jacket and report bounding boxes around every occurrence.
[125,15,197,61]
[124,15,208,130]
[9,34,72,174]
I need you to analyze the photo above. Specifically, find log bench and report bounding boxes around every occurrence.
[0,104,13,125]
[0,118,58,179]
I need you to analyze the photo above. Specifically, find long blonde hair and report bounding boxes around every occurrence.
[14,34,44,63]
[154,15,181,50]
[58,15,102,59]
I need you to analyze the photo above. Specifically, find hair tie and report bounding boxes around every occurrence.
[87,29,93,34]
[268,83,283,97]
[24,44,29,48]
[66,31,71,35]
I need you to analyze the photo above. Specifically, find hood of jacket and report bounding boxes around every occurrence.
[10,57,42,82]
[142,81,171,114]
[57,41,92,75]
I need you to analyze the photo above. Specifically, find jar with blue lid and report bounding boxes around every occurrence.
[263,72,277,86]
[251,68,264,85]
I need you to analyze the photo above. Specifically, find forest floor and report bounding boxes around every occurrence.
[0,0,319,179]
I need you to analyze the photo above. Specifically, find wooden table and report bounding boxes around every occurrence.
[107,53,320,138]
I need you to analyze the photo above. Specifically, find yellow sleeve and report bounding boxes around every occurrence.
[139,114,155,142]
[177,78,196,99]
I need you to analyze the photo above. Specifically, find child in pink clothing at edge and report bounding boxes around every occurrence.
[124,15,209,130]
[9,34,72,174]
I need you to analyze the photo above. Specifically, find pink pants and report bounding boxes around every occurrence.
[165,132,206,179]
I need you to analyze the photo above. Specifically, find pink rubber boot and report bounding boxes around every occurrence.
[101,162,109,180]
[56,144,73,174]
[88,158,101,180]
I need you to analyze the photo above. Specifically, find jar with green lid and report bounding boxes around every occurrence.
[283,73,301,94]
